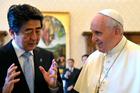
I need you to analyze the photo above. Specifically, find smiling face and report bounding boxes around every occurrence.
[11,20,42,51]
[90,14,121,53]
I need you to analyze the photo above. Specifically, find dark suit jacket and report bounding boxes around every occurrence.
[0,41,63,93]
[62,68,80,93]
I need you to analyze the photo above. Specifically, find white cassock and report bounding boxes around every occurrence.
[74,36,140,93]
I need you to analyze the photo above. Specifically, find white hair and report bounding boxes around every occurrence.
[106,17,123,34]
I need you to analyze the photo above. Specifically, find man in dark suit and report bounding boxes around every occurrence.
[0,4,63,93]
[62,58,80,93]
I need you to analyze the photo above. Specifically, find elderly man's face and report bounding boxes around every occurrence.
[90,14,116,53]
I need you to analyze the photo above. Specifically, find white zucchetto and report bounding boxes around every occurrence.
[98,9,123,26]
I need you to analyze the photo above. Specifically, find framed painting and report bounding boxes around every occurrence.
[38,12,70,59]
[0,30,8,47]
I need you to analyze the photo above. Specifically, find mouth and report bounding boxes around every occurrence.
[96,42,106,52]
[28,42,37,47]
[96,42,103,48]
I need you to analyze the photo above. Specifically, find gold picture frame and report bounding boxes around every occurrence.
[41,12,70,59]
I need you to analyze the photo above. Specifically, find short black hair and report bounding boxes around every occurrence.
[7,4,43,34]
[68,58,74,63]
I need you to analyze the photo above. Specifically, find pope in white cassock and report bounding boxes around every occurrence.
[74,9,140,93]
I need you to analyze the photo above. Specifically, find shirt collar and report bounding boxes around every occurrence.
[68,67,74,72]
[12,40,33,57]
[105,36,127,56]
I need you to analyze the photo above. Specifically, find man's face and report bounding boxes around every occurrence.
[67,60,74,68]
[90,14,115,53]
[13,20,42,51]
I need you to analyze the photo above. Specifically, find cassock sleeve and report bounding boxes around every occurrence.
[74,64,89,93]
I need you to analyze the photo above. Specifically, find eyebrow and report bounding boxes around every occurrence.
[36,27,42,29]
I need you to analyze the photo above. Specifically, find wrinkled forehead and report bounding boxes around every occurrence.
[90,14,109,30]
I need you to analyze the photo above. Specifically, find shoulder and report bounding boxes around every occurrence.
[34,47,53,55]
[74,68,80,71]
[0,40,14,55]
[126,40,140,52]
[33,47,54,60]
[87,50,103,63]
[82,50,104,70]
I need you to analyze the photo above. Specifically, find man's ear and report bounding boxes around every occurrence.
[9,29,15,38]
[114,26,122,35]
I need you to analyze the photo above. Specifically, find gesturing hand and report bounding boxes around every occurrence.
[3,63,20,93]
[39,59,58,88]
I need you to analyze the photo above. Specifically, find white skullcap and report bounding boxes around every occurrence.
[98,9,123,26]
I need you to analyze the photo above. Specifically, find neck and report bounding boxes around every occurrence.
[106,36,123,53]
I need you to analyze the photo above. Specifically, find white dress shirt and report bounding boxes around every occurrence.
[12,40,34,75]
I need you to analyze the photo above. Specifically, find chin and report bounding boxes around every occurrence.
[27,46,36,51]
[98,48,105,53]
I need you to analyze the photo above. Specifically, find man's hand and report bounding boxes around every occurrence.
[67,85,74,91]
[3,63,20,93]
[39,59,58,88]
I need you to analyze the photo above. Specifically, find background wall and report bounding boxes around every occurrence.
[1,0,140,68]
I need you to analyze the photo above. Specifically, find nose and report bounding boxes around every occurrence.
[30,31,39,40]
[92,33,97,43]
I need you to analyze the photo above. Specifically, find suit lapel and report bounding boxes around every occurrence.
[5,41,30,92]
[5,41,24,73]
